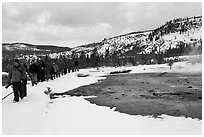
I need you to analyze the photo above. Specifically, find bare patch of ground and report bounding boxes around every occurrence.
[61,72,202,119]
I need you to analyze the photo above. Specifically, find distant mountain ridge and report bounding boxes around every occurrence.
[2,42,71,59]
[2,42,71,51]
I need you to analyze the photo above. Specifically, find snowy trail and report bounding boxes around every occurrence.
[2,66,202,135]
[2,82,50,134]
[2,70,106,134]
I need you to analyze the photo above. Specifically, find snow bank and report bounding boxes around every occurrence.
[2,72,8,79]
[2,72,8,76]
[41,96,201,135]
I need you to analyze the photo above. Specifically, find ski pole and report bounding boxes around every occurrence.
[2,92,13,100]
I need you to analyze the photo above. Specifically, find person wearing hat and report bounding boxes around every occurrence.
[8,59,24,102]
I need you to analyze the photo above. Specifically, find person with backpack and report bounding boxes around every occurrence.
[8,59,24,103]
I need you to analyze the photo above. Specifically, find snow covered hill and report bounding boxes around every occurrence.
[2,43,43,51]
[2,43,71,59]
[61,16,201,58]
[2,43,71,52]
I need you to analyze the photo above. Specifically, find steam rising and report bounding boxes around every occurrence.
[173,55,202,74]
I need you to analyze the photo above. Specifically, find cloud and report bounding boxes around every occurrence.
[118,2,202,31]
[44,3,125,27]
[2,2,202,47]
[29,23,112,41]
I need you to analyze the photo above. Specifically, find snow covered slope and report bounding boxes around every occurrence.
[60,16,201,58]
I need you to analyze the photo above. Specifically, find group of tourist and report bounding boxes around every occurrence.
[7,57,79,103]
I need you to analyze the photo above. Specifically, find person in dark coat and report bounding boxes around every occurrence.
[8,59,24,102]
[29,60,39,86]
[63,67,67,75]
[74,60,79,72]
[50,63,56,80]
[37,60,46,82]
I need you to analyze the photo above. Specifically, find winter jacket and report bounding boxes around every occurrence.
[9,66,23,82]
[21,62,32,80]
[29,63,39,74]
[38,61,46,71]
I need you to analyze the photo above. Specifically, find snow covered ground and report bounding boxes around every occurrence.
[1,62,202,135]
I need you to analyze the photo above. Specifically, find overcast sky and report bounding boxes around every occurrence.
[2,2,202,48]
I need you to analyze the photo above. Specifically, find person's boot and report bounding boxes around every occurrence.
[13,99,19,103]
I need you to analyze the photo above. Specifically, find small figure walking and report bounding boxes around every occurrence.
[168,59,174,70]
